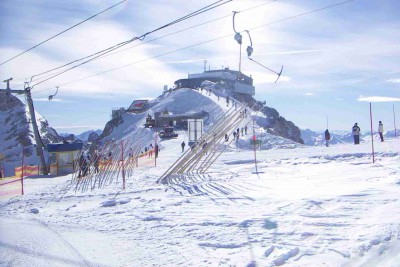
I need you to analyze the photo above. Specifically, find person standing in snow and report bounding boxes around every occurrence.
[155,144,159,158]
[78,153,86,178]
[378,121,384,142]
[352,123,361,144]
[324,129,331,147]
[94,151,100,173]
[244,125,248,135]
[181,141,185,152]
[149,143,154,158]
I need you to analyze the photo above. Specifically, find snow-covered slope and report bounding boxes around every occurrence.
[1,132,399,266]
[0,92,60,176]
[100,87,302,151]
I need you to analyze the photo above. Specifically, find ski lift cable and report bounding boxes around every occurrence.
[14,0,278,89]
[0,0,128,67]
[77,0,280,65]
[29,0,233,87]
[30,0,355,94]
[29,0,231,84]
[244,29,283,83]
[249,57,283,83]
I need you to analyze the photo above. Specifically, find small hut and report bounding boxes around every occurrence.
[47,142,83,175]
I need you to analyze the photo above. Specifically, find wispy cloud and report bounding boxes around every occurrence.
[387,78,400,83]
[305,92,314,96]
[357,96,400,102]
[254,49,323,57]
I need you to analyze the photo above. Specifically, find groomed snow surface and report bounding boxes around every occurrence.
[1,135,399,267]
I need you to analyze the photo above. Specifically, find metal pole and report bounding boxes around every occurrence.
[21,146,24,195]
[326,115,329,129]
[369,103,375,163]
[121,141,125,190]
[252,117,258,173]
[394,104,397,138]
[239,44,242,74]
[25,87,48,174]
[154,133,157,167]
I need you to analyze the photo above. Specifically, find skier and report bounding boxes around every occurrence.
[226,96,230,107]
[233,131,237,139]
[241,127,244,136]
[378,121,384,142]
[202,142,208,152]
[155,144,159,158]
[324,129,331,147]
[352,123,361,144]
[149,143,153,158]
[181,141,186,152]
[245,125,248,135]
[225,133,229,142]
[78,153,87,178]
[94,151,100,173]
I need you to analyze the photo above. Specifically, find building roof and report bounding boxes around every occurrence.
[47,142,83,153]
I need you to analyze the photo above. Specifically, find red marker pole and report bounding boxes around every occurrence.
[370,103,375,163]
[394,104,397,138]
[21,147,24,195]
[154,133,157,167]
[121,141,125,190]
[252,118,258,173]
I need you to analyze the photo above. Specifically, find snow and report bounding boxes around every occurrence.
[1,87,400,266]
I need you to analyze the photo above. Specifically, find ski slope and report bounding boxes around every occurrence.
[1,133,399,266]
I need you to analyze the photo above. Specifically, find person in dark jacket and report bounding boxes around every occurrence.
[324,129,331,147]
[352,123,361,144]
[94,151,100,173]
[78,153,87,178]
[155,144,159,158]
[378,121,384,142]
[181,141,185,152]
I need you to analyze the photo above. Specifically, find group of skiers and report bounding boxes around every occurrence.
[351,121,384,145]
[324,121,385,147]
[78,151,100,178]
[143,143,159,158]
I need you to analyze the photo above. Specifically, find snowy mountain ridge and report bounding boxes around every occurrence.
[99,84,304,150]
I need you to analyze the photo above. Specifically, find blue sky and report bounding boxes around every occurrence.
[0,0,399,135]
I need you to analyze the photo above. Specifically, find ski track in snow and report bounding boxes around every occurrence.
[1,89,400,266]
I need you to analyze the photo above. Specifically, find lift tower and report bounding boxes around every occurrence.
[1,78,48,175]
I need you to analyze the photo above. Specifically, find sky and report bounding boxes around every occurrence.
[0,0,399,135]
